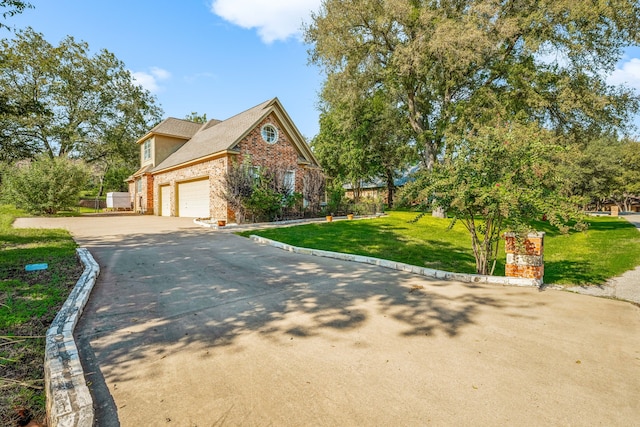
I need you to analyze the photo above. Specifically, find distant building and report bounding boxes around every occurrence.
[343,164,420,205]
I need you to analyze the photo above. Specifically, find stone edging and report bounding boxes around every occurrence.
[250,235,540,287]
[45,248,99,427]
[194,214,385,230]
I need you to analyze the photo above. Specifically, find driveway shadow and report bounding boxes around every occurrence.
[73,227,546,425]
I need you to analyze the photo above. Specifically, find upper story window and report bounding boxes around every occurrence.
[261,124,278,144]
[143,139,152,161]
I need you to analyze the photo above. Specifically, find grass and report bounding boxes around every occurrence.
[0,205,82,425]
[239,211,640,285]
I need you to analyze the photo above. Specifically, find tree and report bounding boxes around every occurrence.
[615,139,640,211]
[562,136,623,210]
[184,112,208,124]
[312,89,413,207]
[0,0,32,30]
[0,28,162,167]
[1,156,89,214]
[219,159,254,224]
[303,167,326,215]
[307,1,639,171]
[307,0,640,274]
[400,118,585,275]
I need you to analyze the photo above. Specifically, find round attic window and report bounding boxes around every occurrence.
[261,124,278,144]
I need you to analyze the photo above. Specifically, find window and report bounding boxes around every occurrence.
[136,179,142,193]
[249,166,261,180]
[143,139,152,161]
[284,170,295,194]
[261,124,278,144]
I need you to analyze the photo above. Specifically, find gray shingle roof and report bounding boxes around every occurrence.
[146,118,204,140]
[151,99,275,172]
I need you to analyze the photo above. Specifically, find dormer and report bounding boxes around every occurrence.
[136,118,206,167]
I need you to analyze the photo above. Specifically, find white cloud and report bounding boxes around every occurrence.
[608,58,640,91]
[211,0,322,43]
[132,67,172,93]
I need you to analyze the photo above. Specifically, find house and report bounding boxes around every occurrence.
[343,164,420,205]
[127,98,320,220]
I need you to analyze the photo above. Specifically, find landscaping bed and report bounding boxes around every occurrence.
[0,206,82,426]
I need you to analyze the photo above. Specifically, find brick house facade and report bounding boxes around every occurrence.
[127,98,320,220]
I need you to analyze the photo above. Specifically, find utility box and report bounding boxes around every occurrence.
[106,192,131,210]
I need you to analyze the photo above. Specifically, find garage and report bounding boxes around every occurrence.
[159,185,171,217]
[177,178,210,218]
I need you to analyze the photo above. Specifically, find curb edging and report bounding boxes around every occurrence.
[250,235,539,287]
[45,248,99,427]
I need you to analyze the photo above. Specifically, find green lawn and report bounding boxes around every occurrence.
[239,211,640,285]
[0,205,82,424]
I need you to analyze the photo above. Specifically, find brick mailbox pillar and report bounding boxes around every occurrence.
[504,232,545,283]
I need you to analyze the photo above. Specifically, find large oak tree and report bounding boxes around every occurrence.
[0,28,162,170]
[306,0,640,275]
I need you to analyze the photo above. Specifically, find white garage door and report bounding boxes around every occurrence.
[160,185,171,217]
[177,179,210,218]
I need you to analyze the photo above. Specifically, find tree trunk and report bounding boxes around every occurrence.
[385,168,395,208]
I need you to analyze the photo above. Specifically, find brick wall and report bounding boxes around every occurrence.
[131,174,155,214]
[504,232,545,282]
[235,115,304,192]
[152,156,228,219]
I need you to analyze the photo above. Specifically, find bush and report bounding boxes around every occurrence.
[220,160,312,223]
[1,156,90,215]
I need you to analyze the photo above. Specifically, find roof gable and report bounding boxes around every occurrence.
[151,98,319,173]
[139,118,204,143]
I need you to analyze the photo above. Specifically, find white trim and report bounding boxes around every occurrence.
[261,123,278,144]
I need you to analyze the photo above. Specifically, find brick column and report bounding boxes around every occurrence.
[504,232,545,283]
[145,175,154,214]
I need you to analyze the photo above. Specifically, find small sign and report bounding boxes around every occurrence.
[25,263,48,272]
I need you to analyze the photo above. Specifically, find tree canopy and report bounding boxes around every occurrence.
[0,28,163,168]
[312,88,414,206]
[306,0,639,168]
[184,112,208,124]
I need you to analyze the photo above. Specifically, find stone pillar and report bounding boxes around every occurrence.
[504,232,545,283]
[610,205,619,217]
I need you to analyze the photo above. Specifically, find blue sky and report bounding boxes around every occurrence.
[5,0,640,139]
[6,0,325,139]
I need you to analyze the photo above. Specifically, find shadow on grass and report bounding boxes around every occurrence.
[241,219,478,274]
[544,260,610,286]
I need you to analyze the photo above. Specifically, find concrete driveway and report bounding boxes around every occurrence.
[15,215,640,426]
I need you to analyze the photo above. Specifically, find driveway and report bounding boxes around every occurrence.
[15,215,640,426]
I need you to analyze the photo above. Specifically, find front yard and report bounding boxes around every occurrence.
[0,206,82,425]
[239,211,640,285]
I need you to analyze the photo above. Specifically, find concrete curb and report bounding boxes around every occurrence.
[194,214,385,231]
[45,248,99,427]
[250,235,540,287]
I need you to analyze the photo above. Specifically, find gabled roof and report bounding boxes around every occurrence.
[138,118,205,143]
[151,98,319,173]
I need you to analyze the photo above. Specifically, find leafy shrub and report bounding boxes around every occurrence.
[1,156,89,214]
